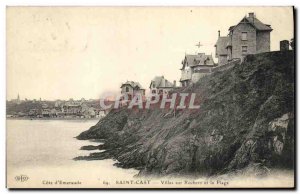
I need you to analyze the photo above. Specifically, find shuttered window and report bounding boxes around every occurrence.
[242,46,247,55]
[242,32,247,40]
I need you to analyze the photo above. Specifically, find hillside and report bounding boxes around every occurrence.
[7,101,44,115]
[76,51,294,177]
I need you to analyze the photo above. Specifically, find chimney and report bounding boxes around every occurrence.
[218,30,220,37]
[248,12,255,23]
[249,12,254,18]
[280,40,290,51]
[173,80,176,87]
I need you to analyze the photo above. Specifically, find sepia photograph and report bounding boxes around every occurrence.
[6,6,295,189]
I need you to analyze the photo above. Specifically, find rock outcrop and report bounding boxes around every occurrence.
[76,51,294,177]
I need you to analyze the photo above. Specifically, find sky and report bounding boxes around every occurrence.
[7,7,294,100]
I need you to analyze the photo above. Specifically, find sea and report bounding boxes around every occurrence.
[6,119,138,188]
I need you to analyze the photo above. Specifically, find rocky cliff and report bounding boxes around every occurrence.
[76,51,294,177]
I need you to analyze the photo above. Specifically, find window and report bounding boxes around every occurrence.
[242,32,247,41]
[242,46,248,55]
[125,87,129,92]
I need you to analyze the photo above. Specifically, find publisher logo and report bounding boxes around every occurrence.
[15,175,29,182]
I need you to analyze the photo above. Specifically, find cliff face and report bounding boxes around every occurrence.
[77,51,294,177]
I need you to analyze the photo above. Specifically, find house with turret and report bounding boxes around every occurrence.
[179,53,215,87]
[120,81,145,100]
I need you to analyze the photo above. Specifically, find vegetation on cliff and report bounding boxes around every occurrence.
[76,51,294,177]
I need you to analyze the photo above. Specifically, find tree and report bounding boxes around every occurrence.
[290,38,294,50]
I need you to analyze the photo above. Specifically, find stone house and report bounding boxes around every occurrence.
[149,76,175,95]
[215,12,272,66]
[120,81,145,100]
[179,53,215,87]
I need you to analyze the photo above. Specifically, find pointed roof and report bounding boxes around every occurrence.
[215,36,229,56]
[229,16,272,32]
[121,81,144,90]
[150,76,173,89]
[181,53,215,70]
[246,17,272,31]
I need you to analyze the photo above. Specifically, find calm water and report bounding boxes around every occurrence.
[7,119,138,188]
[6,120,294,188]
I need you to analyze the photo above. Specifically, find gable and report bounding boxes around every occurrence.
[230,16,272,33]
[215,36,229,55]
[121,84,133,89]
[181,54,215,70]
[121,81,144,90]
[231,21,256,33]
[150,76,173,89]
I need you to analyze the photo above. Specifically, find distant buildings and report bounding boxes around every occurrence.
[215,12,272,66]
[149,76,175,95]
[41,109,51,117]
[28,108,39,117]
[120,81,145,100]
[62,103,81,116]
[7,98,107,119]
[179,53,215,86]
[54,100,62,108]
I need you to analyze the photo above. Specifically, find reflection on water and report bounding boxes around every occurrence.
[7,119,138,188]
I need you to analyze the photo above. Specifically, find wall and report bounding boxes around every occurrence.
[191,73,209,83]
[280,40,290,51]
[150,88,172,95]
[180,68,192,81]
[180,80,190,87]
[231,23,257,60]
[133,89,145,96]
[218,55,228,66]
[256,31,271,53]
[227,46,232,61]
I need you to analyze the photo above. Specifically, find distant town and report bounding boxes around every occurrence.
[6,95,109,119]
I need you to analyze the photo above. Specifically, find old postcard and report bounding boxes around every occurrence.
[6,6,295,189]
